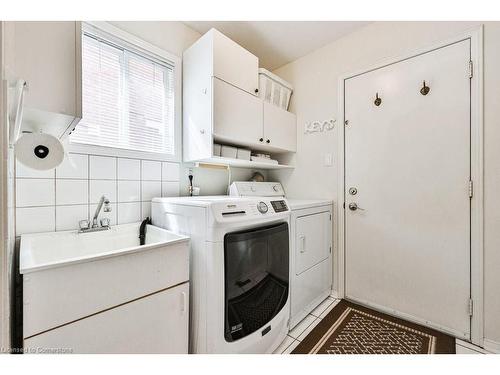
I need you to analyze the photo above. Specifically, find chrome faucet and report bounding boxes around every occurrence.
[79,195,112,233]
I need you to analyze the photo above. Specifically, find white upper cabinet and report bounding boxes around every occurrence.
[263,102,297,152]
[183,28,297,166]
[213,78,263,148]
[210,29,259,95]
[4,21,82,138]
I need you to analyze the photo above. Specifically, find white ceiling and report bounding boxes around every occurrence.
[183,21,371,70]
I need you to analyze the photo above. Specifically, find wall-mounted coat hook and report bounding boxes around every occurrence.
[374,92,382,106]
[420,80,430,96]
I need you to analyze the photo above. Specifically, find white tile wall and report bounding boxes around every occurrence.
[56,205,88,231]
[117,202,141,224]
[117,158,141,180]
[16,160,55,178]
[162,162,180,181]
[56,154,88,179]
[56,179,88,205]
[141,181,161,202]
[16,206,56,235]
[90,180,117,203]
[117,180,141,203]
[90,155,116,180]
[141,160,161,181]
[16,178,55,207]
[14,153,181,235]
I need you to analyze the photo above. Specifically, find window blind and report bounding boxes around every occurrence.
[71,32,175,156]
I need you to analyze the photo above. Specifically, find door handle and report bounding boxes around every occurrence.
[348,202,365,211]
[299,235,306,253]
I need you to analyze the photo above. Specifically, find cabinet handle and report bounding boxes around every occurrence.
[299,235,306,253]
[255,88,259,94]
[181,291,187,313]
[266,139,270,144]
[259,138,264,142]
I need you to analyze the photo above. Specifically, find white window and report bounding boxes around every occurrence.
[70,23,180,160]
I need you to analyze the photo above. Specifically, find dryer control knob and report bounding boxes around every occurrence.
[257,202,268,214]
[273,185,280,192]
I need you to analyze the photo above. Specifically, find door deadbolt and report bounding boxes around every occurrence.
[349,187,358,195]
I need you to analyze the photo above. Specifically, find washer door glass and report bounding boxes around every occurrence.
[224,222,289,342]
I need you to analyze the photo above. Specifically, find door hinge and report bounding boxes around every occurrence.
[343,202,345,209]
[468,299,474,316]
[329,213,332,221]
[344,120,349,127]
[469,60,473,79]
[329,246,332,254]
[469,180,473,198]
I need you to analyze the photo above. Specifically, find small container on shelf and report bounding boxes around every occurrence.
[258,68,293,111]
[221,145,238,159]
[236,148,251,161]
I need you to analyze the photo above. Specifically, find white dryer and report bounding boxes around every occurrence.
[151,195,290,354]
[230,182,333,329]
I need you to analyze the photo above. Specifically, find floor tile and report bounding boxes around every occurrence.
[282,338,300,354]
[319,299,341,319]
[297,317,322,341]
[310,298,334,318]
[273,335,295,354]
[288,314,316,339]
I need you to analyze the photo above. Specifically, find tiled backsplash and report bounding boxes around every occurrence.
[15,153,180,235]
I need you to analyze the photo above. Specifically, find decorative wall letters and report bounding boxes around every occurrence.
[304,118,336,134]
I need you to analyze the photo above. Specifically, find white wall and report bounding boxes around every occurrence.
[270,21,500,348]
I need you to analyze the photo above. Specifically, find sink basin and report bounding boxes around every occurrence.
[20,223,190,339]
[20,222,187,273]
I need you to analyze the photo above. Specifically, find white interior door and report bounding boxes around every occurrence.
[344,40,471,339]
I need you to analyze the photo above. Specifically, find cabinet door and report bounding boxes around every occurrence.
[295,211,331,275]
[212,30,259,96]
[263,102,297,152]
[6,21,81,118]
[213,77,263,148]
[24,283,189,354]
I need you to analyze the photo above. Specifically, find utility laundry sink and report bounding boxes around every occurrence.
[20,223,190,340]
[20,222,188,273]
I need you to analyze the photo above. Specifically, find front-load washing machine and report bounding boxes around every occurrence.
[152,195,291,353]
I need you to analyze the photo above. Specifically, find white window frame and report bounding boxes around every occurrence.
[69,21,182,162]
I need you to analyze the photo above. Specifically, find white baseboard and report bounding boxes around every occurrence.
[483,339,500,354]
[330,290,340,299]
[456,339,490,354]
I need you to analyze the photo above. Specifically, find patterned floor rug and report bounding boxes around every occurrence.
[292,300,455,354]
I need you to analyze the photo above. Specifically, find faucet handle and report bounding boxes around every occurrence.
[79,219,90,230]
[100,218,111,228]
